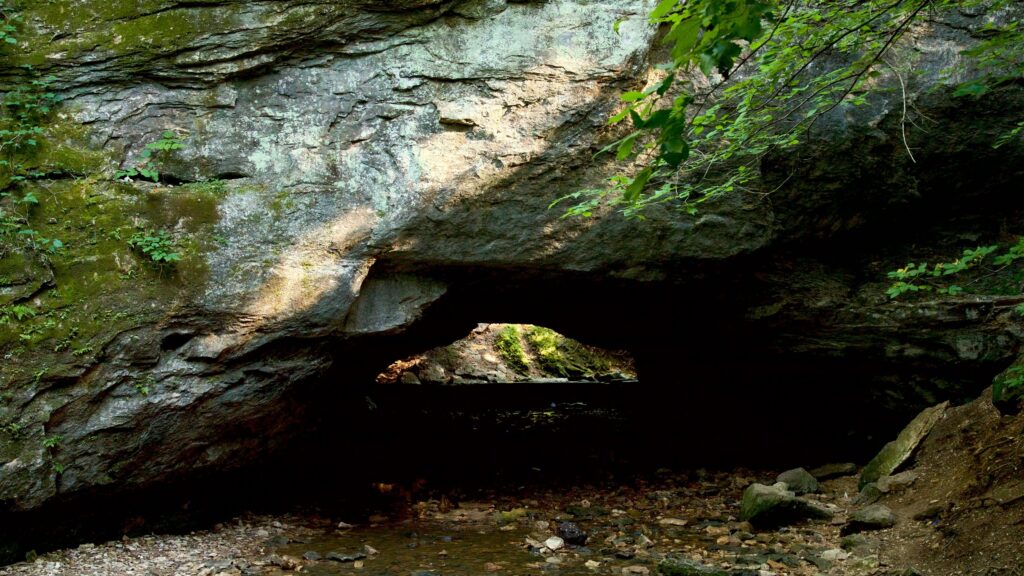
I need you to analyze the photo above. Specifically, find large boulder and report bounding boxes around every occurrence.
[739,483,833,528]
[860,402,949,489]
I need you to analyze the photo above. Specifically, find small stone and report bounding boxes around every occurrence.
[585,560,601,569]
[302,551,321,561]
[621,566,649,575]
[364,544,379,556]
[557,521,587,545]
[775,468,819,495]
[703,525,728,536]
[808,462,858,480]
[546,556,563,564]
[820,548,849,561]
[877,470,919,493]
[354,560,364,569]
[843,504,897,534]
[849,554,881,570]
[657,557,729,576]
[658,518,688,526]
[267,555,302,570]
[326,550,367,562]
[525,537,544,549]
[855,483,883,505]
[615,550,636,560]
[485,562,502,571]
[912,503,945,521]
[264,535,290,548]
[545,536,565,551]
[841,533,869,550]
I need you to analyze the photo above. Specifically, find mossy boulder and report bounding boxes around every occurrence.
[740,483,833,528]
[860,402,949,489]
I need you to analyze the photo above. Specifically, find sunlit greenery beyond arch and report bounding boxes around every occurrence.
[553,0,1023,218]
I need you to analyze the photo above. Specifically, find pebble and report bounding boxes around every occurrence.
[557,521,587,545]
[545,536,565,551]
[820,548,850,561]
[326,550,367,562]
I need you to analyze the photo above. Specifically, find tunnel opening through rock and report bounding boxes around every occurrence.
[375,323,637,385]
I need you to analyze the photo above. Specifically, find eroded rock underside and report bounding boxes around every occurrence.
[0,0,1023,556]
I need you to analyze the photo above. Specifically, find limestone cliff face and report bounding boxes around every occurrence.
[0,0,669,513]
[0,0,1022,518]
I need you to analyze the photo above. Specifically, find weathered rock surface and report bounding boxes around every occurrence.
[860,402,949,489]
[0,0,1022,542]
[843,505,897,535]
[739,483,833,528]
[776,468,819,495]
[809,463,858,481]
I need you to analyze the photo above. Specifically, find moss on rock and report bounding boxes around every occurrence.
[0,176,225,399]
[495,324,529,375]
[525,326,615,379]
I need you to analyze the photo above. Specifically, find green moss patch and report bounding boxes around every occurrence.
[495,325,529,375]
[0,177,224,398]
[525,326,614,379]
[14,2,243,70]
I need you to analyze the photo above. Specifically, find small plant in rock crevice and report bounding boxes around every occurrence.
[41,434,64,474]
[127,229,180,265]
[994,365,1024,407]
[115,131,183,183]
[886,239,1024,299]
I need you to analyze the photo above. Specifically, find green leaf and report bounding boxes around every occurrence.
[617,133,639,160]
[660,137,689,168]
[654,73,675,96]
[607,107,631,125]
[643,109,672,129]
[623,168,653,203]
[629,109,645,129]
[953,82,989,98]
[650,0,679,20]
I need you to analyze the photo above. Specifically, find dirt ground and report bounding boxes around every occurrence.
[870,390,1024,575]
